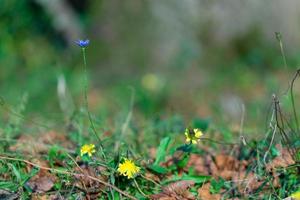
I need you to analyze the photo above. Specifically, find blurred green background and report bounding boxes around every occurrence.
[1,0,300,139]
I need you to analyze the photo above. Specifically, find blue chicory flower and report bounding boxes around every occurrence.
[75,39,90,48]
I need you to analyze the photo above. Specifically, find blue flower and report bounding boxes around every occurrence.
[75,39,90,48]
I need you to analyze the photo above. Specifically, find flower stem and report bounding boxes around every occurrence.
[81,48,105,159]
[134,178,148,197]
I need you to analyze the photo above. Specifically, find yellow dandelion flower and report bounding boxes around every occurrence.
[185,128,203,144]
[117,158,140,179]
[80,144,96,157]
[291,190,300,200]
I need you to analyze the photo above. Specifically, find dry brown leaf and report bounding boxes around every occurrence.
[39,131,74,149]
[186,154,208,175]
[198,183,221,200]
[151,180,195,200]
[31,194,47,200]
[215,154,244,171]
[74,164,107,197]
[144,171,161,183]
[163,180,195,195]
[26,169,57,193]
[266,145,295,171]
[213,154,248,180]
[206,155,219,176]
[9,135,47,154]
[149,147,157,159]
[218,169,235,180]
[232,171,263,194]
[31,194,61,200]
[9,131,74,155]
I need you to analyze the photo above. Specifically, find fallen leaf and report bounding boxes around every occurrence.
[74,164,107,198]
[232,171,263,194]
[9,131,74,155]
[186,154,207,174]
[266,145,295,171]
[144,171,161,183]
[198,183,221,200]
[151,180,195,200]
[31,194,60,200]
[26,169,57,193]
[9,135,46,155]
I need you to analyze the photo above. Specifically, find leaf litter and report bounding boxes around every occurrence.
[1,121,298,199]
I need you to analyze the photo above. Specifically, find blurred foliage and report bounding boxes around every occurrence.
[0,1,63,111]
[1,1,300,137]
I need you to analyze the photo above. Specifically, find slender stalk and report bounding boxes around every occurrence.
[134,178,148,198]
[66,153,89,193]
[201,137,238,146]
[140,174,161,187]
[81,48,105,159]
[275,32,288,69]
[279,41,288,69]
[273,96,297,160]
[289,70,300,134]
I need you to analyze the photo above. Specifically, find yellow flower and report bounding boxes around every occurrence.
[291,190,300,200]
[80,144,96,157]
[185,128,203,144]
[117,158,140,179]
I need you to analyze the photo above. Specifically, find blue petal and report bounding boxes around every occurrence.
[75,39,90,47]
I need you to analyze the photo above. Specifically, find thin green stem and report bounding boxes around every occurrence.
[290,70,300,134]
[279,41,288,69]
[140,174,161,187]
[134,178,148,197]
[275,32,288,69]
[81,48,105,159]
[201,137,238,146]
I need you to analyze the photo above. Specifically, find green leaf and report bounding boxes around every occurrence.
[293,140,300,148]
[176,153,190,168]
[54,182,62,190]
[21,167,39,186]
[270,146,280,157]
[8,164,21,183]
[48,145,67,166]
[112,191,120,200]
[210,178,225,194]
[163,174,210,184]
[154,137,171,165]
[0,181,18,191]
[148,165,169,174]
[181,174,210,184]
[110,174,115,185]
